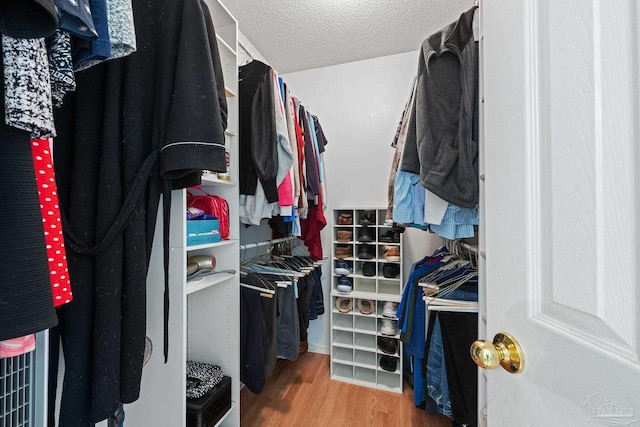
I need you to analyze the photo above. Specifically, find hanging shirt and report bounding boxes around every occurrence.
[76,0,137,70]
[73,0,111,71]
[56,0,99,40]
[46,30,76,108]
[32,138,72,306]
[0,0,58,38]
[2,36,55,138]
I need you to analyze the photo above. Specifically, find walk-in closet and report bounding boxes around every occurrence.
[2,0,640,426]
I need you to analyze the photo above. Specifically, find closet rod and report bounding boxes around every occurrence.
[239,236,297,251]
[238,40,254,60]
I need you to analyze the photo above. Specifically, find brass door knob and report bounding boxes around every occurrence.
[470,332,525,374]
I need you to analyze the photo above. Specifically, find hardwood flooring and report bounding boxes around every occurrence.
[240,352,451,427]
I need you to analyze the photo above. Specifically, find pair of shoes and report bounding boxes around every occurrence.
[380,318,397,336]
[357,245,375,260]
[382,301,398,318]
[336,229,352,242]
[377,336,398,355]
[380,355,398,372]
[379,229,400,243]
[359,210,375,226]
[336,276,352,293]
[383,245,400,262]
[357,226,374,242]
[335,297,352,313]
[335,245,352,258]
[334,260,352,276]
[337,212,352,225]
[382,263,400,279]
[362,262,376,277]
[357,299,375,315]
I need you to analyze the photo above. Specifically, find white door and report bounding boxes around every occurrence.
[482,0,640,426]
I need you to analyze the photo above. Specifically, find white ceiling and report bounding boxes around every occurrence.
[221,0,473,73]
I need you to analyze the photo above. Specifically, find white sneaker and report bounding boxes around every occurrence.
[380,319,397,336]
[382,301,398,318]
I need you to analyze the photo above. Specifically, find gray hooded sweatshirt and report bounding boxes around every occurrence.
[400,7,479,209]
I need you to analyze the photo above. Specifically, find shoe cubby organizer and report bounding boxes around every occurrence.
[330,208,404,393]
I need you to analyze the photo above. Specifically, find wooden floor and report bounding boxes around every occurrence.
[240,352,451,427]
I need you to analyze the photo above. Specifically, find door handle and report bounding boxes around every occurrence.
[470,332,525,374]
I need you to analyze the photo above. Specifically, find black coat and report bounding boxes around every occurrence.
[53,0,226,424]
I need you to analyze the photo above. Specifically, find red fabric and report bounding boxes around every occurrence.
[187,187,230,239]
[0,334,36,358]
[299,199,327,260]
[31,138,72,306]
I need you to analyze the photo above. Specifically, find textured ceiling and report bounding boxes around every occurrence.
[221,0,473,73]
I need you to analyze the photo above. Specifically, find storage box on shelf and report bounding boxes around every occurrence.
[330,208,404,393]
[125,2,240,426]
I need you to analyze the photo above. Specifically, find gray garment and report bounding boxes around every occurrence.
[75,0,136,71]
[276,283,300,361]
[2,36,55,138]
[261,288,278,378]
[400,7,479,209]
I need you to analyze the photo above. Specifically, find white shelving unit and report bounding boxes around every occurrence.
[125,2,240,426]
[330,208,404,394]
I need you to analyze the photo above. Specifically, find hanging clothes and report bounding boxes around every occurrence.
[52,0,227,423]
[32,138,73,307]
[400,6,479,209]
[0,83,57,342]
[0,0,58,39]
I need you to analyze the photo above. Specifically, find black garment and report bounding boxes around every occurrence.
[308,267,324,320]
[0,58,57,340]
[296,275,315,342]
[439,312,478,427]
[260,285,278,379]
[52,0,226,424]
[239,60,278,202]
[200,0,227,131]
[240,287,266,394]
[312,115,328,153]
[0,0,58,38]
[298,104,320,201]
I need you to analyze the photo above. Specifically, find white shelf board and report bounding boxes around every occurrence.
[213,401,237,427]
[353,344,376,353]
[186,271,236,295]
[186,238,238,252]
[353,361,377,370]
[330,290,399,302]
[353,328,376,336]
[201,173,236,186]
[332,325,353,333]
[216,34,237,56]
[332,342,352,350]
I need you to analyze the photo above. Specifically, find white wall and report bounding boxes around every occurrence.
[283,51,442,354]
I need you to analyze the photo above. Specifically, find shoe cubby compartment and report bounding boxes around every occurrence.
[354,261,376,278]
[377,370,402,391]
[355,243,376,261]
[378,319,399,338]
[333,330,353,347]
[330,207,403,393]
[334,243,354,260]
[353,277,376,293]
[333,347,353,364]
[377,301,399,319]
[354,350,377,369]
[354,333,376,351]
[354,367,376,384]
[332,362,353,380]
[333,312,353,329]
[335,226,354,242]
[353,316,376,334]
[378,280,401,298]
